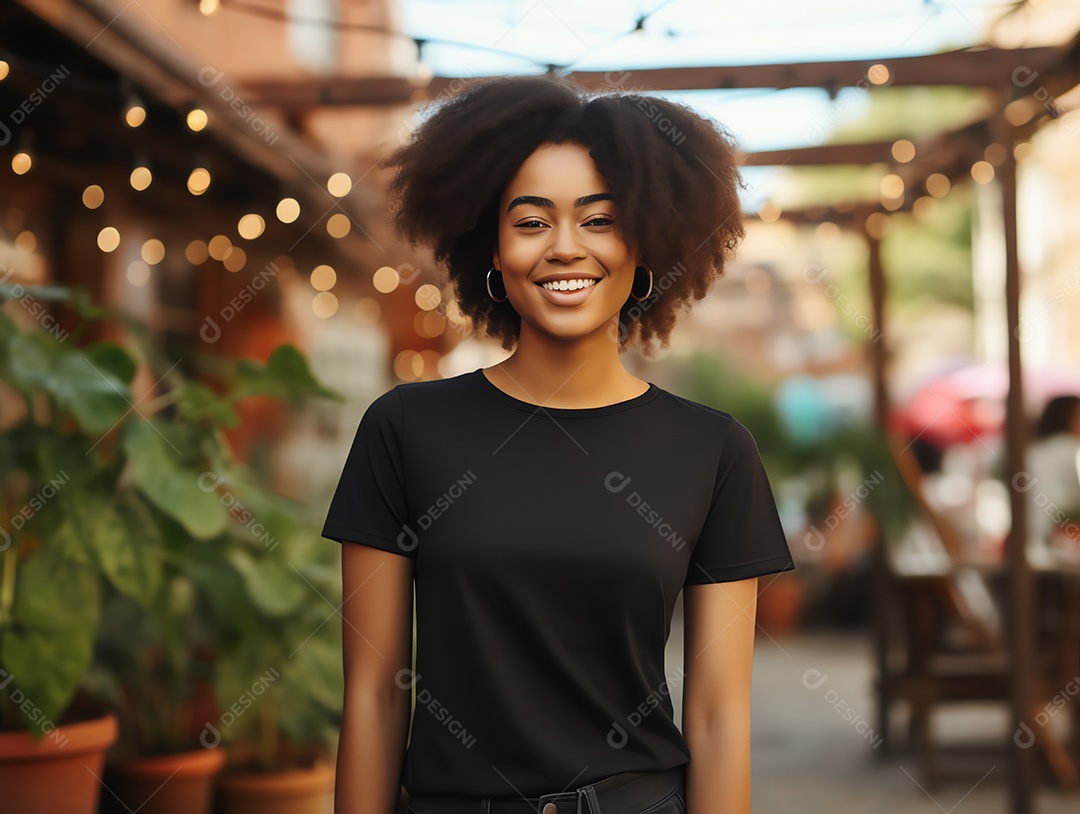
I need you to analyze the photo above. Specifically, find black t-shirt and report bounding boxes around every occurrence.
[321,367,795,798]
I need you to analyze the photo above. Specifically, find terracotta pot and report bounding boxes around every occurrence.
[103,745,226,814]
[756,571,805,636]
[219,761,335,814]
[0,712,118,814]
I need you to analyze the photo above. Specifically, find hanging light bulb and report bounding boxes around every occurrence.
[188,167,211,196]
[199,0,221,15]
[186,108,209,132]
[11,151,32,175]
[276,197,300,223]
[130,164,152,191]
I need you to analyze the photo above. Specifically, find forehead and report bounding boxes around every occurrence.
[500,142,610,201]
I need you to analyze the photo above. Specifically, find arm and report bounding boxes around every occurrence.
[681,577,759,814]
[335,541,415,814]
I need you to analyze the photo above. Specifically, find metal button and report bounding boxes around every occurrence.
[542,804,558,814]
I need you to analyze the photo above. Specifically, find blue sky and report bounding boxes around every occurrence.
[398,0,1009,154]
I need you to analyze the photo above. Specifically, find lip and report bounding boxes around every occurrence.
[533,276,601,307]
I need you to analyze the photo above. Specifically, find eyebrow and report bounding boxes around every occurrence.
[506,193,615,213]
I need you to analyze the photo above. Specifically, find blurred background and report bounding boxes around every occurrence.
[2,1,1080,813]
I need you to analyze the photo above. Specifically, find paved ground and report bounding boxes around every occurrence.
[662,608,1080,814]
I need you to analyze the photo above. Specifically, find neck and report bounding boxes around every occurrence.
[490,316,643,408]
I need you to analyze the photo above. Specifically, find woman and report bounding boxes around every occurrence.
[322,74,796,814]
[1026,395,1080,553]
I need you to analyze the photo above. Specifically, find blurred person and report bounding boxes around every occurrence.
[321,74,795,814]
[1025,395,1080,555]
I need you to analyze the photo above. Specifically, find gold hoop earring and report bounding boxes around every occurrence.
[486,267,507,303]
[630,266,654,302]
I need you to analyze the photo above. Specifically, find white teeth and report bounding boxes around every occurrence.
[540,278,598,292]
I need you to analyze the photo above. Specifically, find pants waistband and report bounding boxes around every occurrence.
[406,764,685,814]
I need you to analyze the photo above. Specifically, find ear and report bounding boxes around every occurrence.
[491,247,500,272]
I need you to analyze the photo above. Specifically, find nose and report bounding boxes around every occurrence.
[544,222,587,264]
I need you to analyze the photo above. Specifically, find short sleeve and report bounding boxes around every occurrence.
[684,418,795,585]
[321,388,416,559]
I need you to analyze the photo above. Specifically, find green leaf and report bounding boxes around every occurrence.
[284,636,342,712]
[2,530,102,736]
[7,335,135,433]
[177,381,239,426]
[232,345,342,402]
[122,420,228,540]
[225,548,307,618]
[79,493,163,606]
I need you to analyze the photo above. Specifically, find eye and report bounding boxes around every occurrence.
[583,216,614,228]
[514,219,547,229]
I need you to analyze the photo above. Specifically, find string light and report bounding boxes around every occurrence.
[864,212,888,239]
[188,167,211,195]
[276,197,300,223]
[208,234,232,260]
[141,239,165,265]
[327,172,352,197]
[130,165,152,191]
[891,139,915,163]
[187,108,209,132]
[97,227,121,252]
[237,213,265,239]
[415,284,441,311]
[925,173,950,198]
[880,174,904,199]
[0,60,10,81]
[373,266,400,293]
[185,239,209,264]
[326,213,350,238]
[14,231,36,253]
[394,349,424,380]
[82,184,105,209]
[223,247,247,272]
[757,201,781,223]
[971,161,994,184]
[867,64,890,85]
[11,152,32,175]
[310,264,337,291]
[127,260,150,286]
[199,0,220,15]
[312,291,338,318]
[124,100,146,128]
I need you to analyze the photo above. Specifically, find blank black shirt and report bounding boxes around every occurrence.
[321,367,795,798]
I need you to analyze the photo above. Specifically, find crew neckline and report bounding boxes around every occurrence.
[472,368,660,417]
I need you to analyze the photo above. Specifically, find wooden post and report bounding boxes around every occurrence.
[996,98,1035,814]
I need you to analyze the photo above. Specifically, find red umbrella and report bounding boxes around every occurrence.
[890,361,1080,448]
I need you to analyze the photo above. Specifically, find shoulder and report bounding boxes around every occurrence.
[655,389,756,447]
[364,369,476,420]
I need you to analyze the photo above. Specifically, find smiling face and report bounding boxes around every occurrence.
[492,141,639,345]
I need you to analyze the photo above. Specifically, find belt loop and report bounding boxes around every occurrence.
[480,798,491,814]
[577,786,601,814]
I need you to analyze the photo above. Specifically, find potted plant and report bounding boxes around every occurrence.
[85,312,343,814]
[0,285,138,814]
[204,490,344,814]
[1,282,343,814]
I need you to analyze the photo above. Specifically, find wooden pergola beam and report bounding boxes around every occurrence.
[239,39,1080,109]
